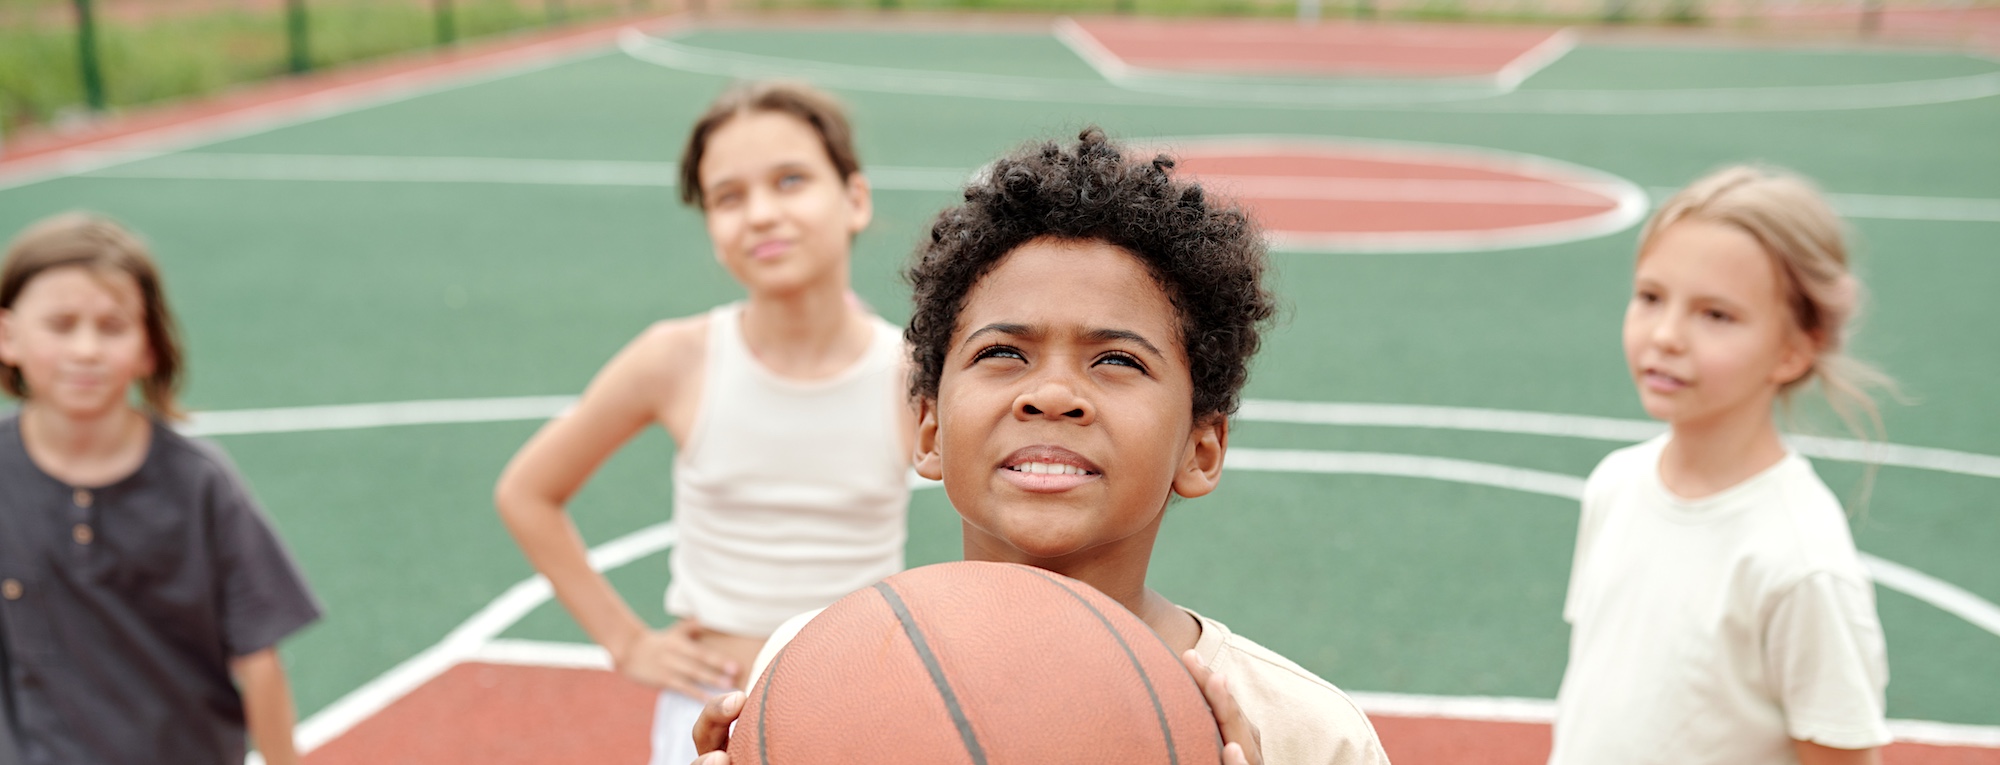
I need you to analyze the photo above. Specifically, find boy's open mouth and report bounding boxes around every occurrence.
[998,445,1102,491]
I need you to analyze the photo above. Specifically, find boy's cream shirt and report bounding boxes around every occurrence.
[1185,607,1392,765]
[748,605,1392,765]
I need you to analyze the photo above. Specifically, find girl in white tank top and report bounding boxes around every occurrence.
[493,82,913,765]
[668,301,908,637]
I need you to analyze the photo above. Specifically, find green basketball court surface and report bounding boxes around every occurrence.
[1,14,1996,762]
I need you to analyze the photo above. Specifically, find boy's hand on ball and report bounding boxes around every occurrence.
[1182,650,1264,765]
[616,620,739,697]
[691,690,745,759]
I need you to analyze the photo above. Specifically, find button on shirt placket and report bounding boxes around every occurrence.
[70,487,97,556]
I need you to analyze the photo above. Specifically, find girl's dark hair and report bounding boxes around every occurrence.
[2,212,185,421]
[678,80,862,209]
[905,127,1275,422]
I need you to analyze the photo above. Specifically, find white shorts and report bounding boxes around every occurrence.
[647,688,729,765]
[648,689,702,765]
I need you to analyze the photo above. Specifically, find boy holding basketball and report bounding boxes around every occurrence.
[693,128,1388,765]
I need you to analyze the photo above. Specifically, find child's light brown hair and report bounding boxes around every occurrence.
[1639,165,1893,440]
[1,212,185,421]
[677,80,862,209]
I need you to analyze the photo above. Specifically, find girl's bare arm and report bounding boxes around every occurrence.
[495,322,733,693]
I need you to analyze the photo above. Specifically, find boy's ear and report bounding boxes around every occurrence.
[1171,414,1228,500]
[913,395,944,481]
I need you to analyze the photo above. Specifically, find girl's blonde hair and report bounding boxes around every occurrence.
[1638,165,1894,441]
[1,212,185,421]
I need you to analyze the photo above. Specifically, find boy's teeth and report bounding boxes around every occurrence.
[1015,462,1083,475]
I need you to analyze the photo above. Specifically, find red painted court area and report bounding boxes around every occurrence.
[1162,139,1640,252]
[1063,17,1568,79]
[304,662,2000,764]
[304,663,655,765]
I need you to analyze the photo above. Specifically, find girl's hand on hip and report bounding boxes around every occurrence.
[616,619,738,698]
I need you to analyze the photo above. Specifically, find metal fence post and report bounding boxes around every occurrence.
[435,0,457,45]
[71,0,106,111]
[286,0,311,73]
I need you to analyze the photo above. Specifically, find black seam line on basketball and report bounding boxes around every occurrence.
[873,581,989,765]
[758,640,788,765]
[1021,568,1181,765]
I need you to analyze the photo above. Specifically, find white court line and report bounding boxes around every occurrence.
[294,522,677,752]
[70,150,1998,225]
[1226,448,2000,647]
[621,28,2000,114]
[1050,17,1573,93]
[73,151,974,191]
[1234,400,2000,480]
[185,394,2000,480]
[1492,28,1578,91]
[293,450,2000,752]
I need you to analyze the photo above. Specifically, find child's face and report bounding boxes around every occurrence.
[1623,220,1814,429]
[0,266,154,418]
[697,111,871,297]
[913,238,1225,568]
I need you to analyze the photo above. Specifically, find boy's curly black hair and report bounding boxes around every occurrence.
[904,127,1276,422]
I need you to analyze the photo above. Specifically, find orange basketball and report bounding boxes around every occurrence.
[730,561,1221,764]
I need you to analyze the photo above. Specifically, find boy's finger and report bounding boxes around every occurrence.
[1223,742,1251,765]
[1180,649,1213,685]
[1205,672,1262,765]
[693,692,744,754]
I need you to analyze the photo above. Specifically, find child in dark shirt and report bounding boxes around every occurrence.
[0,213,320,765]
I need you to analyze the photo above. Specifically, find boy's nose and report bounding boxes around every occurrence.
[1013,381,1092,424]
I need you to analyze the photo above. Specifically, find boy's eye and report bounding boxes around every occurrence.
[972,345,1024,363]
[1634,289,1660,305]
[1094,352,1147,373]
[777,172,806,190]
[1703,308,1734,323]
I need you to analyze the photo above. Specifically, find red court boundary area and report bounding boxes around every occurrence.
[0,11,675,174]
[1371,716,2000,765]
[1060,16,1571,79]
[303,663,656,765]
[305,662,2000,764]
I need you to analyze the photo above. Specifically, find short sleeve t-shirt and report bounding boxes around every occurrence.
[1550,436,1891,765]
[0,414,322,765]
[749,606,1391,765]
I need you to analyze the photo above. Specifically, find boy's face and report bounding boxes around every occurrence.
[914,237,1225,569]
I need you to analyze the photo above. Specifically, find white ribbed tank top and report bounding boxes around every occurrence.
[664,302,910,637]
